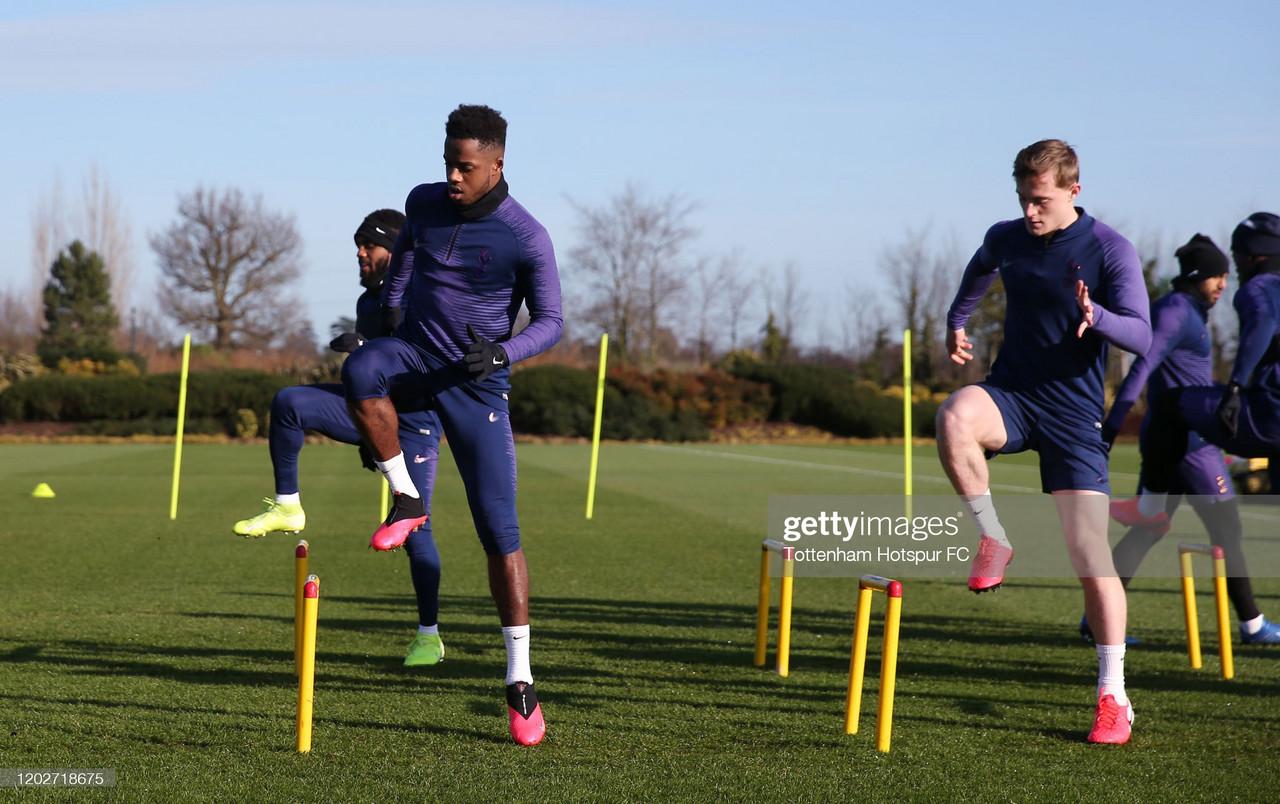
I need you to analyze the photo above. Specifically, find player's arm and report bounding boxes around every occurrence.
[945,243,998,365]
[379,224,413,336]
[1103,298,1184,435]
[1082,235,1152,355]
[1228,282,1279,387]
[498,225,564,364]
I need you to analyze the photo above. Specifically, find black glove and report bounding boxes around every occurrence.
[463,323,509,381]
[381,306,403,337]
[357,441,377,472]
[329,332,365,353]
[1101,423,1118,451]
[1216,382,1243,439]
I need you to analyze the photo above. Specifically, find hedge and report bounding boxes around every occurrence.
[0,370,293,434]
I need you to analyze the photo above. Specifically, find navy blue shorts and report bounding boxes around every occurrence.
[342,337,520,555]
[977,382,1110,494]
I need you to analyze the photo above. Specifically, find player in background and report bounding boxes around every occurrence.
[234,209,447,667]
[1111,212,1280,646]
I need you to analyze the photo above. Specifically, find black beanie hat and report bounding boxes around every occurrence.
[1231,212,1280,256]
[354,209,405,252]
[1175,234,1229,281]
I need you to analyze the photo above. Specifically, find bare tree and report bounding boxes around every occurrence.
[0,286,38,353]
[776,261,808,360]
[568,183,698,366]
[882,226,955,385]
[150,186,307,349]
[30,166,136,324]
[718,252,757,353]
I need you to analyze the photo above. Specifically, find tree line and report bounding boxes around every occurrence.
[3,170,1242,393]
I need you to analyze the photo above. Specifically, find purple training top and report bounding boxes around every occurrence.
[1104,289,1211,431]
[948,208,1151,419]
[383,178,563,365]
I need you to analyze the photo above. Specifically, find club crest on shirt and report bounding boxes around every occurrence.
[1063,260,1082,289]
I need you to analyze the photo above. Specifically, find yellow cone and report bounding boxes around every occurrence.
[32,482,55,498]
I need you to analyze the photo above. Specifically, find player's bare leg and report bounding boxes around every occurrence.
[937,387,1014,591]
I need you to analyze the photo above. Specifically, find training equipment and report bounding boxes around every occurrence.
[234,499,306,537]
[297,574,319,752]
[1179,543,1234,679]
[845,575,903,752]
[404,633,445,666]
[506,681,546,746]
[370,492,427,551]
[31,482,55,498]
[967,534,1013,593]
[1086,693,1134,744]
[295,540,308,675]
[1109,497,1170,535]
[754,539,796,676]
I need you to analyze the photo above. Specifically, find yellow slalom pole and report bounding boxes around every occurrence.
[297,574,319,753]
[169,333,192,520]
[903,329,913,520]
[295,540,309,676]
[777,546,795,677]
[586,333,609,519]
[1177,550,1198,670]
[380,476,389,521]
[754,543,772,667]
[845,585,874,734]
[1212,550,1234,679]
[878,587,903,753]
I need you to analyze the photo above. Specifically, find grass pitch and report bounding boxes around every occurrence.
[1,441,1278,803]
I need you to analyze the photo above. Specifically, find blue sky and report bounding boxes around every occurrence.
[2,0,1277,349]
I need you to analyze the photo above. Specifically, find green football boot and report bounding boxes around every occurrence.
[404,633,445,666]
[233,498,306,537]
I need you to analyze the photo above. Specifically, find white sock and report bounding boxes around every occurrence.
[1241,614,1264,635]
[275,492,300,505]
[1136,488,1166,519]
[964,491,1009,547]
[417,624,439,636]
[502,625,533,685]
[1096,643,1127,705]
[374,454,420,498]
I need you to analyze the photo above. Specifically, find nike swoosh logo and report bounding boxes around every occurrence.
[413,455,428,463]
[488,412,499,423]
[492,356,504,365]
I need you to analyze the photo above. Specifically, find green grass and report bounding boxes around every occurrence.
[1,441,1278,803]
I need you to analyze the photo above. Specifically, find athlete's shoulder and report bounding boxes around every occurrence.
[404,182,449,214]
[494,194,552,242]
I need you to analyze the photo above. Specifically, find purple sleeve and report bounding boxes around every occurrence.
[381,226,413,311]
[1230,281,1279,386]
[946,244,998,330]
[1104,297,1185,430]
[1086,232,1151,355]
[501,220,563,364]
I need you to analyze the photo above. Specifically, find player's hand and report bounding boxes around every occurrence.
[1076,280,1094,337]
[464,323,509,381]
[947,328,973,365]
[357,441,378,472]
[329,332,365,353]
[381,306,403,337]
[1216,382,1243,439]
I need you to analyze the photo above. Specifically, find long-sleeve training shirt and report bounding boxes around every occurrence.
[947,209,1152,420]
[1229,272,1280,396]
[1104,289,1210,432]
[383,177,563,365]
